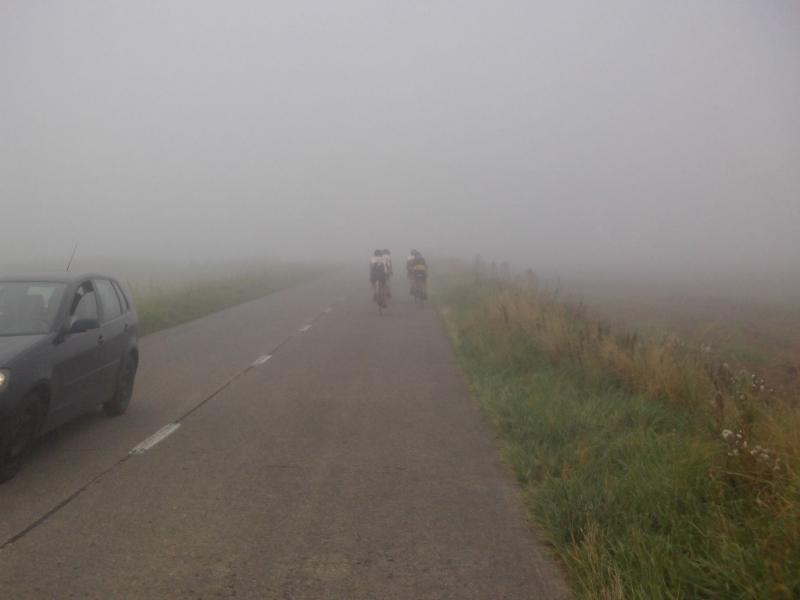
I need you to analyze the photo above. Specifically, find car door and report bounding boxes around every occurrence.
[92,278,127,402]
[49,281,108,422]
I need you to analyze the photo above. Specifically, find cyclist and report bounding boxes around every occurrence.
[382,249,393,299]
[411,251,428,299]
[406,249,417,295]
[370,249,388,308]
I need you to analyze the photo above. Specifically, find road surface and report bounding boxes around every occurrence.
[0,271,571,599]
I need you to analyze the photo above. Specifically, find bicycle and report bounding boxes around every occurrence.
[376,277,387,315]
[412,275,425,308]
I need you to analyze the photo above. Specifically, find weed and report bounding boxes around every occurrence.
[435,261,800,599]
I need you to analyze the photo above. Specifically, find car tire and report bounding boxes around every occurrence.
[103,355,137,417]
[0,393,42,483]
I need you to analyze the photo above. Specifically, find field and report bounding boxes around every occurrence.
[130,262,328,335]
[553,269,800,399]
[434,259,800,599]
[0,256,329,336]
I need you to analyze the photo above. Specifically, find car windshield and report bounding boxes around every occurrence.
[0,282,67,336]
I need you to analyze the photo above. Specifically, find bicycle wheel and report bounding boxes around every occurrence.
[377,281,383,315]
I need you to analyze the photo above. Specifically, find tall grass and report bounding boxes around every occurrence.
[435,260,799,599]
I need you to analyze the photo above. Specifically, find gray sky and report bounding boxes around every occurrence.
[2,1,799,275]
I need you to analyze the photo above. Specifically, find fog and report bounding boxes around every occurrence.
[2,1,799,279]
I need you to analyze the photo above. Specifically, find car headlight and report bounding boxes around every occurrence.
[0,369,9,393]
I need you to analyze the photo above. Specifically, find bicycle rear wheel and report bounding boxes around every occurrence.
[377,281,383,315]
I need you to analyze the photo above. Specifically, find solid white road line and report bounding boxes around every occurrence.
[324,307,333,313]
[300,325,311,332]
[130,424,181,455]
[251,355,271,366]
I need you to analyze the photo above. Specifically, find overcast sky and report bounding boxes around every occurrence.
[2,1,799,275]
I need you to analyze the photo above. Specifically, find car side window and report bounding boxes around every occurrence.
[69,281,99,326]
[95,279,123,323]
[111,280,129,312]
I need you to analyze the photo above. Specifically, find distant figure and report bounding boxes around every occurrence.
[382,249,393,299]
[410,251,428,299]
[370,249,388,308]
[406,249,417,295]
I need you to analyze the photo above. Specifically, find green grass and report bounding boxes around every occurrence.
[131,263,328,335]
[434,265,800,600]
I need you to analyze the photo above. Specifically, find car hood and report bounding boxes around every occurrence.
[0,334,48,367]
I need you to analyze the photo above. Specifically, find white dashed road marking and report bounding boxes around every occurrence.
[251,355,271,366]
[130,424,181,455]
[5,302,340,549]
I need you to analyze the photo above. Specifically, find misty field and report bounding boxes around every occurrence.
[0,257,328,336]
[127,262,328,335]
[435,260,799,599]
[556,271,800,399]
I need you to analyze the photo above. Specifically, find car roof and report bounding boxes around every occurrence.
[0,272,115,284]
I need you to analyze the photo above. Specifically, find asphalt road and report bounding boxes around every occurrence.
[0,271,571,599]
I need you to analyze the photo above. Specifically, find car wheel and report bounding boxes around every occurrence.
[0,393,42,483]
[103,355,137,417]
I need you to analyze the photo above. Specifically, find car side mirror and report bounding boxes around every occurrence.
[68,317,100,334]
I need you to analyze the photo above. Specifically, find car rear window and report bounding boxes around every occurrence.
[111,279,130,312]
[95,279,123,322]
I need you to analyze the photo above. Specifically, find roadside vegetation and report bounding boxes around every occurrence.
[130,263,328,335]
[434,259,799,599]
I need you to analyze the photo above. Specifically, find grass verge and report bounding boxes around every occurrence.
[435,261,799,599]
[131,263,328,336]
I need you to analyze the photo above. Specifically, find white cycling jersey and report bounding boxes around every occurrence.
[370,256,388,271]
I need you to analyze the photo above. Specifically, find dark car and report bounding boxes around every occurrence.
[0,273,139,482]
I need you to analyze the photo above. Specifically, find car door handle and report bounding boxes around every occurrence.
[97,335,105,345]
